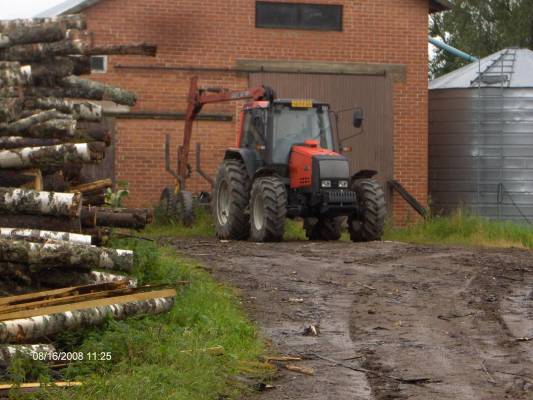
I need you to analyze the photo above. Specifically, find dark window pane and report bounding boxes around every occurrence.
[90,56,106,72]
[300,4,342,30]
[256,2,342,31]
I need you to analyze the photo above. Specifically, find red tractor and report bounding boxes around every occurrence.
[162,77,386,242]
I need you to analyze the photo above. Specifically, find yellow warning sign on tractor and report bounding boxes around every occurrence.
[291,99,313,108]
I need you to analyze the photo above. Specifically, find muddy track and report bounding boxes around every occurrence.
[168,239,533,399]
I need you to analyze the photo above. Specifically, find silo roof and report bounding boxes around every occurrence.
[430,48,533,89]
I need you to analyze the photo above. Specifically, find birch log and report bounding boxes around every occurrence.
[0,142,106,170]
[0,214,81,232]
[0,109,69,135]
[29,58,74,82]
[0,188,81,217]
[0,262,32,285]
[0,344,55,363]
[24,98,102,122]
[0,239,134,271]
[0,39,89,62]
[59,76,137,106]
[0,23,66,48]
[82,207,153,229]
[26,118,77,139]
[0,98,22,123]
[0,61,25,86]
[88,43,157,56]
[0,15,86,32]
[0,295,174,343]
[0,136,62,149]
[0,228,92,245]
[26,82,136,106]
[37,270,137,289]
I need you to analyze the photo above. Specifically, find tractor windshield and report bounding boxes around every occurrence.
[272,105,333,164]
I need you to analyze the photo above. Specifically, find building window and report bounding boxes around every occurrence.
[90,55,108,73]
[256,1,342,31]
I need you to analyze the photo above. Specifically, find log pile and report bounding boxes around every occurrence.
[0,14,170,346]
[0,13,155,229]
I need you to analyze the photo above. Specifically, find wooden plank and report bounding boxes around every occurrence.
[0,288,176,321]
[0,281,130,307]
[68,178,112,194]
[237,59,407,83]
[0,381,82,391]
[0,286,157,315]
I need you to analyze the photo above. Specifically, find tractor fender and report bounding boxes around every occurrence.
[350,169,378,183]
[224,148,258,179]
[253,167,279,180]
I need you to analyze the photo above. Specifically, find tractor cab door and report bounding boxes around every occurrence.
[240,108,267,151]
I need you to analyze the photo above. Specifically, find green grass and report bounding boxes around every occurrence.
[149,208,346,242]
[385,210,533,250]
[148,205,533,250]
[147,207,215,238]
[5,239,269,400]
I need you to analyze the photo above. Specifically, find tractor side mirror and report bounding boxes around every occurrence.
[353,109,364,128]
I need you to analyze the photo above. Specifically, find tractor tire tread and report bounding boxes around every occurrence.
[349,179,386,242]
[213,159,251,240]
[250,176,286,242]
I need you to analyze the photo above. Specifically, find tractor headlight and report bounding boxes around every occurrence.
[321,180,332,188]
[338,180,349,188]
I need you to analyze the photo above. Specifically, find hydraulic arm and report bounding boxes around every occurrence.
[176,76,272,189]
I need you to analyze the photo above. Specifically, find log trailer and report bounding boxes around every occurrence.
[161,77,386,242]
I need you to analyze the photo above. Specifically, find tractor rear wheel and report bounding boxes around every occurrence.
[159,186,177,219]
[304,217,343,241]
[176,190,195,227]
[349,179,386,242]
[249,176,286,242]
[213,159,251,240]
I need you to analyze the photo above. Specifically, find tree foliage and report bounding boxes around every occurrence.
[430,0,533,78]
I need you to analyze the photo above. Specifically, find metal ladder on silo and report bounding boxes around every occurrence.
[471,48,518,220]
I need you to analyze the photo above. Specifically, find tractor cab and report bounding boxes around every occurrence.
[238,99,338,173]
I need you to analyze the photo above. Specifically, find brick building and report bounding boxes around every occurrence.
[39,0,450,222]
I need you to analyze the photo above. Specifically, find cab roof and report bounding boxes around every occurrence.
[273,99,329,107]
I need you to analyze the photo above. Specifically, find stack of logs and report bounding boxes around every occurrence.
[0,13,154,236]
[0,14,170,350]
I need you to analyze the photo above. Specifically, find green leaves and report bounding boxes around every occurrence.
[430,0,533,78]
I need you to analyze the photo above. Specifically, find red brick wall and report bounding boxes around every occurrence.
[84,0,429,222]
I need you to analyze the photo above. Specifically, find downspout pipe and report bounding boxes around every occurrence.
[428,37,479,63]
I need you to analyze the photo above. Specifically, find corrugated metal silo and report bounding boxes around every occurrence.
[429,48,533,222]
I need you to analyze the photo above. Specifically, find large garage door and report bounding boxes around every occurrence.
[249,73,394,184]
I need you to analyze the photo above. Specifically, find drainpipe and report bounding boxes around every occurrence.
[428,37,479,63]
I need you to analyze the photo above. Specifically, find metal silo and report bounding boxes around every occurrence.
[429,48,533,223]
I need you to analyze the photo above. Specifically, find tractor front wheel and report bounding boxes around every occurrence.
[249,176,287,242]
[213,159,251,240]
[304,217,343,241]
[349,179,386,242]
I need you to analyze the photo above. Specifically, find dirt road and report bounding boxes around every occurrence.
[170,239,533,399]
